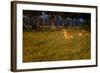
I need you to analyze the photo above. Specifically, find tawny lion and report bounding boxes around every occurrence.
[62,29,73,39]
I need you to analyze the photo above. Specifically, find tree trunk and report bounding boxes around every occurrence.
[36,16,40,29]
[51,15,56,30]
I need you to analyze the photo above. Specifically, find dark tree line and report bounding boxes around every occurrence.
[23,10,91,31]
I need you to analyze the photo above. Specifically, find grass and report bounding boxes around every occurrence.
[23,27,91,62]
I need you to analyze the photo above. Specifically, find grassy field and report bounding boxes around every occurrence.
[23,28,91,62]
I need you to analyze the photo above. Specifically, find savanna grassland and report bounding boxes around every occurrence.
[23,28,91,62]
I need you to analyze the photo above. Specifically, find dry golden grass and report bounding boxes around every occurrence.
[23,28,91,62]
